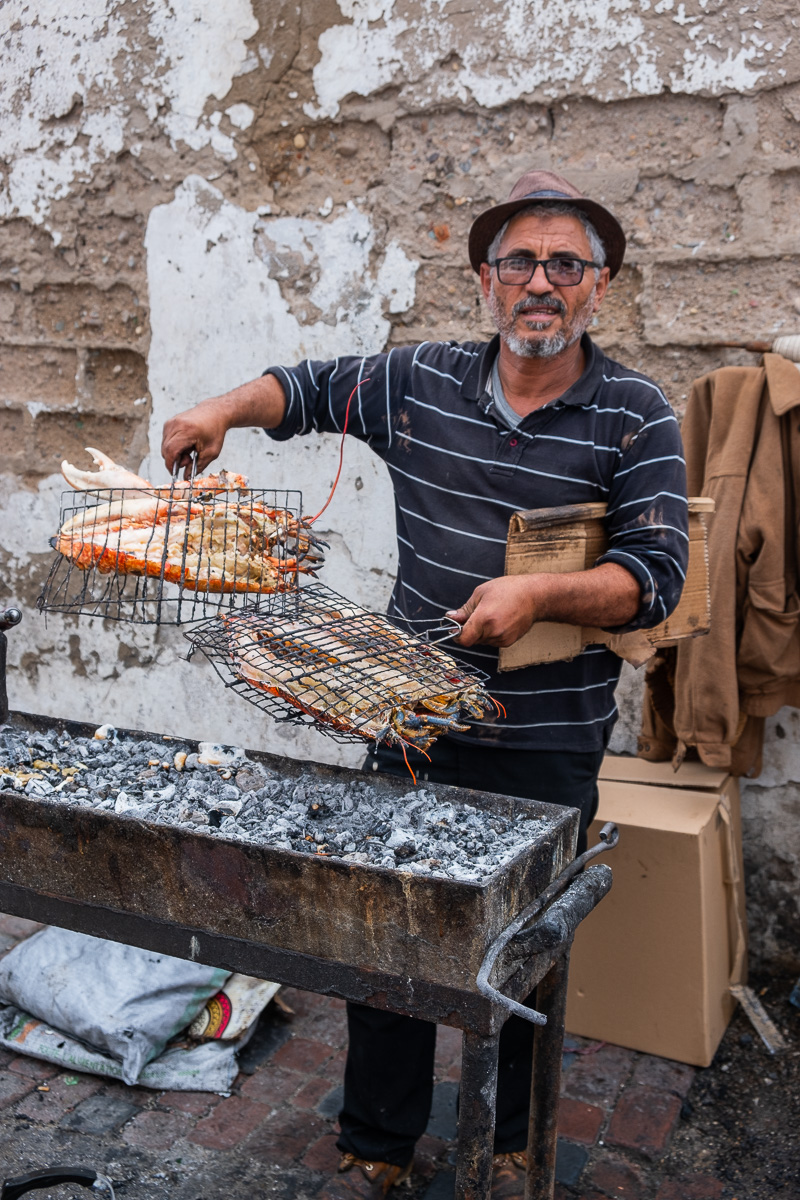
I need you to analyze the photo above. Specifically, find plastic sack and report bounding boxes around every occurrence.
[0,929,229,1085]
[0,1002,249,1092]
[189,974,280,1040]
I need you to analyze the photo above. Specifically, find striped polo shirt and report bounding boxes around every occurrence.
[266,334,688,751]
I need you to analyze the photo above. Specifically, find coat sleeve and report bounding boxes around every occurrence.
[594,397,689,632]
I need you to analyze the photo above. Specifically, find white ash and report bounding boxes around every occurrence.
[0,725,552,883]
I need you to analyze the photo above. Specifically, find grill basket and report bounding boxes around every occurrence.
[184,583,496,749]
[38,486,320,625]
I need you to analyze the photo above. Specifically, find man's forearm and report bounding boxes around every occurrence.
[448,563,640,648]
[162,374,287,473]
[530,562,640,627]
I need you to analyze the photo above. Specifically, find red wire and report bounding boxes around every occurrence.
[308,377,371,524]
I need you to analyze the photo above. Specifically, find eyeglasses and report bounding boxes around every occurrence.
[490,256,601,287]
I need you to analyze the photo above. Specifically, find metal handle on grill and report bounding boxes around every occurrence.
[476,822,618,1025]
[0,607,21,727]
[0,608,22,633]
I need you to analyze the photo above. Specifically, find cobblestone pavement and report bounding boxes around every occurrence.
[0,916,773,1199]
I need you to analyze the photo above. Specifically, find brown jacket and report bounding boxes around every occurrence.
[640,354,800,775]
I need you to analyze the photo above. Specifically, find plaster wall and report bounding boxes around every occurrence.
[1,0,799,968]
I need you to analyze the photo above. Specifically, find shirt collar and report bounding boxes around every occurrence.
[462,333,605,410]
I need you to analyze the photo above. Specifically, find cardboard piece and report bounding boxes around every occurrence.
[566,755,748,1067]
[498,498,713,672]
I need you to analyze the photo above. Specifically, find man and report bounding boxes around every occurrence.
[162,169,688,1193]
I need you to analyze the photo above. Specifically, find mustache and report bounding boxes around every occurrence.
[512,295,566,318]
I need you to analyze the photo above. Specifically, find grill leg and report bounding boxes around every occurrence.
[525,951,570,1200]
[454,1029,500,1200]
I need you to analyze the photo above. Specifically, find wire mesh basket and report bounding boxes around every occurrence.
[184,583,498,751]
[38,483,323,625]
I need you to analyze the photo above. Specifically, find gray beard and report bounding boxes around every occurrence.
[488,284,597,359]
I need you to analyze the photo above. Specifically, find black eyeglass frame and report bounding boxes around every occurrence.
[489,256,603,287]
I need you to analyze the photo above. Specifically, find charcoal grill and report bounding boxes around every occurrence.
[0,615,615,1200]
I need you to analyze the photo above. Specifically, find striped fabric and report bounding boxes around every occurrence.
[266,334,688,750]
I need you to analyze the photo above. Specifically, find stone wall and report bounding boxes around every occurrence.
[1,1,799,969]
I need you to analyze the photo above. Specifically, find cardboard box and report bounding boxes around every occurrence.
[565,755,747,1067]
[498,498,713,671]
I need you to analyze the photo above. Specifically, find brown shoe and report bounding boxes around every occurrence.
[491,1151,528,1198]
[338,1152,414,1194]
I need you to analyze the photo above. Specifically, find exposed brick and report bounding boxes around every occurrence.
[0,346,77,407]
[587,1154,647,1198]
[190,1094,270,1150]
[561,1045,635,1108]
[557,1096,604,1144]
[294,1075,338,1110]
[0,915,43,939]
[32,411,144,477]
[158,1089,220,1116]
[0,1069,37,1110]
[0,406,33,469]
[248,1106,326,1163]
[239,1064,303,1105]
[7,1056,60,1080]
[629,1057,695,1098]
[644,257,798,346]
[122,1108,194,1150]
[655,1175,724,1200]
[606,1086,682,1160]
[82,348,150,414]
[15,1074,101,1123]
[0,283,148,347]
[272,1036,338,1075]
[302,1132,343,1173]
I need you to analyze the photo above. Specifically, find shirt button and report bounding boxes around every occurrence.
[509,437,518,446]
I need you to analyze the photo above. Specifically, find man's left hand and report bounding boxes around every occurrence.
[446,563,641,648]
[446,576,542,648]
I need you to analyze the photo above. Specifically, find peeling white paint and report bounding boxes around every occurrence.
[143,175,416,599]
[0,0,258,224]
[305,0,795,119]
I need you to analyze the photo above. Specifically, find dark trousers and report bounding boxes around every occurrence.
[337,736,604,1165]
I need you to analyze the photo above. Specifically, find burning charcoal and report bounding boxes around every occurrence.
[114,792,134,813]
[184,753,200,770]
[94,724,118,742]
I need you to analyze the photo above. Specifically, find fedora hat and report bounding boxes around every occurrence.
[468,169,626,279]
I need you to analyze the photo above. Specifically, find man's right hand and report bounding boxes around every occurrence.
[161,375,288,475]
[162,399,231,474]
